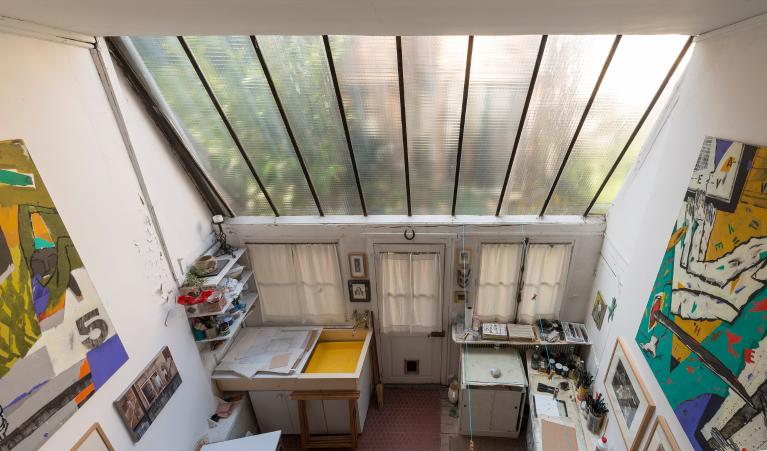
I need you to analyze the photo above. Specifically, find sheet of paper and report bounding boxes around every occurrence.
[534,394,564,417]
[215,327,319,377]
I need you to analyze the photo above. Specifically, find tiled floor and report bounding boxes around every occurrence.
[280,386,528,451]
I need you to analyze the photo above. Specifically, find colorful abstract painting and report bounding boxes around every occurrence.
[0,140,128,451]
[636,137,767,451]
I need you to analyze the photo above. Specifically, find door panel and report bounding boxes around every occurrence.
[374,244,446,384]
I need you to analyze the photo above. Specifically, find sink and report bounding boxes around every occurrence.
[304,341,364,373]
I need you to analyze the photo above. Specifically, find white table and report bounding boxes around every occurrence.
[201,431,282,451]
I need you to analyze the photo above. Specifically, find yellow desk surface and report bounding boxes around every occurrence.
[304,341,364,373]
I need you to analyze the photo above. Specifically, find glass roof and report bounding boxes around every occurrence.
[127,34,692,217]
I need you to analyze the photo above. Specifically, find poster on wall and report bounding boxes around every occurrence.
[0,140,128,451]
[114,347,180,442]
[636,137,767,451]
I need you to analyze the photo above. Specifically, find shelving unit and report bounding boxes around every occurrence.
[179,245,260,371]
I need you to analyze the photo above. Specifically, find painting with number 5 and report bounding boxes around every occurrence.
[0,140,128,451]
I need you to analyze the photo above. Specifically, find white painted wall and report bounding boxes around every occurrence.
[226,218,604,382]
[0,32,216,450]
[585,16,767,451]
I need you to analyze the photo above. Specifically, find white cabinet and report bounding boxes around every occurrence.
[249,392,359,436]
[458,347,527,438]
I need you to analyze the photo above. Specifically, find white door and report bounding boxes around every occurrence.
[373,244,446,384]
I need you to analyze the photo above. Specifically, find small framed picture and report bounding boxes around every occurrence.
[348,280,370,302]
[644,416,680,451]
[592,291,606,330]
[454,291,467,303]
[71,423,115,451]
[605,337,655,451]
[349,253,368,278]
[456,248,472,267]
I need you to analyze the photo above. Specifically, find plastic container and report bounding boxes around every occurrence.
[594,435,607,451]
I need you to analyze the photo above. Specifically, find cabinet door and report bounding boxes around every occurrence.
[460,388,494,433]
[323,399,352,434]
[489,389,524,433]
[250,391,296,434]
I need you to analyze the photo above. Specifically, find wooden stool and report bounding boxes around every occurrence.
[291,390,360,450]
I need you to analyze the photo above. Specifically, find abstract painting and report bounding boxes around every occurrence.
[114,347,180,442]
[636,137,767,451]
[0,140,128,451]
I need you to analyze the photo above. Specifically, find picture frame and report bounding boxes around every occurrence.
[605,337,655,451]
[348,253,367,278]
[114,347,181,442]
[592,290,607,330]
[643,416,680,451]
[454,290,467,303]
[70,423,115,451]
[348,280,370,302]
[456,248,472,267]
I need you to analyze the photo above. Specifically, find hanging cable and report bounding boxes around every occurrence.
[460,223,475,450]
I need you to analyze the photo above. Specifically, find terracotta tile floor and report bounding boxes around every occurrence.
[280,386,528,451]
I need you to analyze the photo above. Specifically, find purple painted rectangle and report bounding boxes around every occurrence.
[86,334,128,390]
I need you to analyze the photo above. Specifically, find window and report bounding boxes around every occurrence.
[518,244,572,324]
[248,243,345,324]
[475,244,524,322]
[378,252,442,334]
[122,34,692,216]
[475,242,571,323]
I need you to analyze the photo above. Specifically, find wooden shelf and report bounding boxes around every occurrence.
[199,248,246,287]
[186,271,255,318]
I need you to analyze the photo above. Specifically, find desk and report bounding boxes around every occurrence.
[524,351,600,451]
[201,431,282,451]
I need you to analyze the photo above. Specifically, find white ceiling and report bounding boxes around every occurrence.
[2,0,767,37]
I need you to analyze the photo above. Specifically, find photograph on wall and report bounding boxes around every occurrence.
[114,347,180,442]
[0,140,128,451]
[348,253,367,278]
[636,137,767,451]
[605,337,655,450]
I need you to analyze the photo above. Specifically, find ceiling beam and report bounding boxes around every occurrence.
[451,35,474,216]
[584,35,694,216]
[496,35,548,216]
[396,36,412,216]
[539,34,622,216]
[250,35,324,216]
[323,35,367,216]
[177,36,279,216]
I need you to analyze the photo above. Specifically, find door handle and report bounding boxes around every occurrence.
[429,331,445,338]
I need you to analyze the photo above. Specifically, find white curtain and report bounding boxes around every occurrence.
[379,252,441,334]
[517,244,572,324]
[249,244,345,324]
[475,244,524,322]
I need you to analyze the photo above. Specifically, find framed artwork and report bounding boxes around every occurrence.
[348,253,367,278]
[591,291,607,330]
[0,140,128,451]
[348,280,370,302]
[605,337,655,451]
[454,291,467,303]
[71,423,115,451]
[643,416,680,451]
[114,347,181,442]
[635,137,767,451]
[456,248,472,267]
